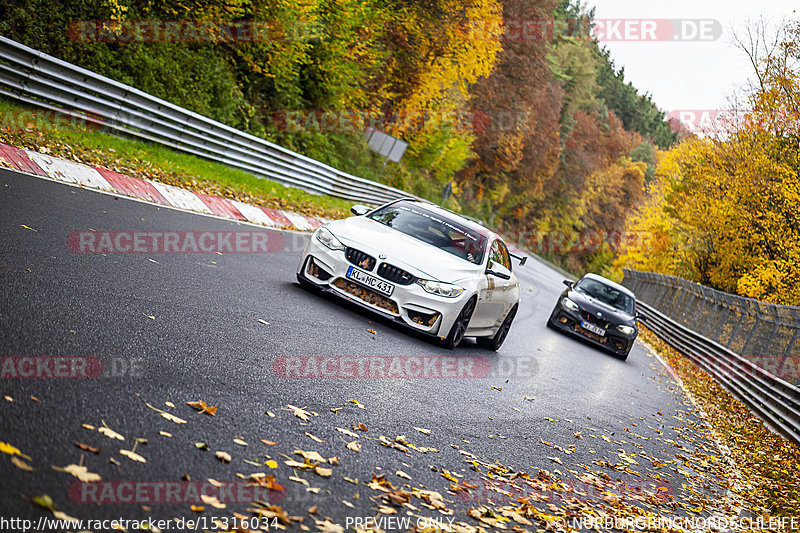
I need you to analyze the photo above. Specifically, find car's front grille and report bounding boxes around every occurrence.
[582,311,612,329]
[377,263,415,285]
[345,247,376,271]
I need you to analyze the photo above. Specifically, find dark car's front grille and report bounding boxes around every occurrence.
[377,263,416,285]
[582,311,612,330]
[345,247,376,271]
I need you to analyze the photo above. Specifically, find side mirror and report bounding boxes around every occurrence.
[486,263,512,281]
[636,312,647,322]
[350,204,370,216]
[563,280,574,289]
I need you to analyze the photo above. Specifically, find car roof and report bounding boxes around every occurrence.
[581,273,636,298]
[388,199,496,239]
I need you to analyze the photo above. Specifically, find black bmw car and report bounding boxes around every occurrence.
[547,273,643,359]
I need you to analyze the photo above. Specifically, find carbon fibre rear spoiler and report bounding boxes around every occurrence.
[510,252,527,266]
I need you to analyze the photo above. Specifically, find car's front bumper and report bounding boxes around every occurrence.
[296,236,472,338]
[549,304,635,355]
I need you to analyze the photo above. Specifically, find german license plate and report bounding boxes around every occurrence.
[581,320,605,336]
[346,266,394,296]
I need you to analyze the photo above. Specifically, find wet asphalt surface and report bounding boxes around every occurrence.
[0,168,730,531]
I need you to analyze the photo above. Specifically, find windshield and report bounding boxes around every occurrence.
[575,278,635,314]
[368,202,489,264]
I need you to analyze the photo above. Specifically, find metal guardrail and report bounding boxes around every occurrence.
[623,271,800,445]
[0,35,415,206]
[623,269,800,387]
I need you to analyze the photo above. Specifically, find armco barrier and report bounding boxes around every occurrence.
[0,35,415,206]
[623,270,800,445]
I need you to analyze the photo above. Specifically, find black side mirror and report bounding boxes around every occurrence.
[350,204,370,216]
[563,280,574,289]
[636,312,647,322]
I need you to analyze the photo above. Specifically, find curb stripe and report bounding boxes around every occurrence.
[94,168,171,205]
[229,199,281,227]
[150,182,213,214]
[26,151,113,191]
[197,194,247,221]
[0,143,331,232]
[261,208,293,228]
[1,145,47,176]
[282,211,313,231]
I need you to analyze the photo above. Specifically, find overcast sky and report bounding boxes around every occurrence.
[587,1,798,115]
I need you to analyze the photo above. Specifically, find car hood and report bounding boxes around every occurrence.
[325,216,484,282]
[566,289,635,325]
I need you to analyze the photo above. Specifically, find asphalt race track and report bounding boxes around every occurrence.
[0,167,733,531]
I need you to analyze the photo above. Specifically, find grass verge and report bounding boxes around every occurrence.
[639,326,800,518]
[0,97,351,219]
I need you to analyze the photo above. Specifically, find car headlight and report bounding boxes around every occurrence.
[315,227,344,251]
[416,279,464,298]
[561,297,580,311]
[617,325,636,335]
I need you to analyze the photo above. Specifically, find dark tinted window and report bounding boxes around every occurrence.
[575,278,634,314]
[369,202,489,264]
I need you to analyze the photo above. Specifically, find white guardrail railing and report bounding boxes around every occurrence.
[0,35,416,206]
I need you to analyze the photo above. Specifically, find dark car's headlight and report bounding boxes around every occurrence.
[617,325,636,335]
[316,227,344,251]
[561,297,580,311]
[416,279,464,298]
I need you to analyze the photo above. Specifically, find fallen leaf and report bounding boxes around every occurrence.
[413,427,431,435]
[165,401,175,408]
[349,399,365,409]
[200,494,226,509]
[261,439,276,446]
[59,464,102,482]
[11,456,33,471]
[290,475,309,486]
[256,318,270,325]
[265,460,278,469]
[396,470,411,480]
[98,425,125,441]
[158,431,173,438]
[305,432,324,443]
[336,427,359,439]
[187,400,218,416]
[52,510,79,523]
[0,442,21,456]
[346,441,362,452]
[145,403,186,424]
[315,466,332,477]
[215,451,232,463]
[195,442,209,451]
[75,442,101,454]
[548,456,563,465]
[234,438,248,446]
[315,519,344,533]
[286,404,313,421]
[295,449,327,463]
[120,449,146,463]
[190,505,205,512]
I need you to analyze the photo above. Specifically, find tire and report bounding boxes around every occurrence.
[477,305,518,351]
[442,296,477,349]
[617,347,631,361]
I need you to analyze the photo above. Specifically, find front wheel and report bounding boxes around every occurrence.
[477,305,518,351]
[442,296,477,349]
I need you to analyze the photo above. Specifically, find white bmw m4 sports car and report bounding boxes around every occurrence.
[296,199,525,349]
